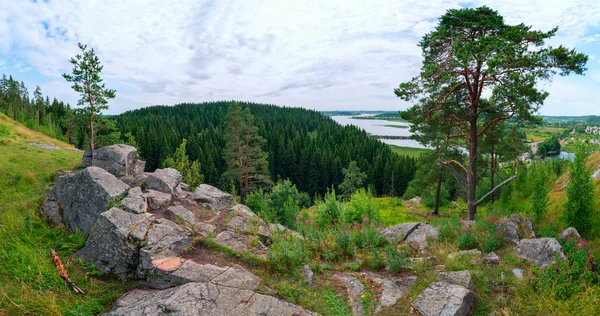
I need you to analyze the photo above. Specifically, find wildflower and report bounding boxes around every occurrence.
[460,218,464,224]
[305,218,310,224]
[454,230,458,235]
[363,216,369,223]
[462,227,466,233]
[551,217,556,222]
[296,216,300,222]
[360,294,365,299]
[579,239,587,248]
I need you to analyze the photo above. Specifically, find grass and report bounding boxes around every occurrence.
[388,144,431,158]
[525,126,566,143]
[373,197,425,226]
[0,113,131,315]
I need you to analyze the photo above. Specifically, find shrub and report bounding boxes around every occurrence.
[342,188,380,224]
[246,190,270,221]
[267,235,306,272]
[315,189,344,228]
[384,244,409,272]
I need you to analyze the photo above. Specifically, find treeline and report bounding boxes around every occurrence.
[114,102,416,198]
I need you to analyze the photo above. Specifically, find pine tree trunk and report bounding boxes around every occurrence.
[434,171,443,215]
[467,117,478,220]
[490,144,495,203]
[89,114,94,153]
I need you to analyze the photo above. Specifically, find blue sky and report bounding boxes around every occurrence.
[1,0,600,115]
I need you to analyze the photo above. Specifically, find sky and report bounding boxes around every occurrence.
[1,0,600,116]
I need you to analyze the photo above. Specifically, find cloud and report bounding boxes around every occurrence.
[0,0,599,115]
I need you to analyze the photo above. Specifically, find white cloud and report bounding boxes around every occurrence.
[1,0,599,115]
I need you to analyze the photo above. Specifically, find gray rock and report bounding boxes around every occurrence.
[41,166,129,234]
[146,168,181,194]
[559,227,581,242]
[137,219,192,278]
[408,256,437,265]
[509,214,522,224]
[120,195,147,214]
[227,204,271,239]
[269,223,303,238]
[381,222,421,242]
[405,223,440,251]
[82,144,140,177]
[333,273,364,316]
[195,222,216,237]
[411,282,475,316]
[76,208,153,278]
[497,217,520,245]
[513,268,524,279]
[483,252,500,265]
[211,264,261,290]
[301,264,314,286]
[524,218,536,238]
[144,190,171,210]
[134,160,145,175]
[438,270,473,289]
[592,168,600,180]
[359,272,416,308]
[212,229,249,252]
[448,249,482,260]
[104,282,316,316]
[514,238,566,269]
[192,184,234,211]
[166,205,196,224]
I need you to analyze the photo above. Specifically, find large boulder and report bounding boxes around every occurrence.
[103,282,316,316]
[496,214,535,245]
[144,190,172,210]
[145,168,181,194]
[227,204,271,239]
[381,222,421,242]
[165,205,196,225]
[136,219,192,278]
[358,272,417,308]
[404,223,440,251]
[40,166,130,234]
[438,270,473,289]
[559,227,581,242]
[120,187,147,214]
[514,238,566,269]
[76,208,153,278]
[192,184,234,210]
[82,144,142,178]
[411,282,475,316]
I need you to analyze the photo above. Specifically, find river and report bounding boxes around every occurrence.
[545,151,575,161]
[330,115,426,148]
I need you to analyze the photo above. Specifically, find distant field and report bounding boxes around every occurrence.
[382,124,408,129]
[525,126,566,142]
[388,144,431,158]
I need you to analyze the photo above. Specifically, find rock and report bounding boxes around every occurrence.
[53,169,73,181]
[165,205,196,225]
[40,166,130,234]
[137,219,192,278]
[524,218,536,238]
[438,270,473,289]
[592,168,600,180]
[409,196,421,205]
[144,189,172,210]
[448,249,482,260]
[120,189,147,214]
[146,261,260,290]
[358,272,417,308]
[192,184,234,210]
[212,229,249,252]
[227,204,271,239]
[461,220,477,228]
[134,160,145,175]
[195,222,216,237]
[514,238,566,269]
[76,208,153,278]
[509,214,522,224]
[104,282,316,316]
[82,144,141,177]
[301,264,314,286]
[145,168,181,194]
[404,223,440,251]
[559,227,581,242]
[497,217,520,245]
[408,256,437,265]
[513,268,524,279]
[333,273,364,316]
[411,282,475,316]
[269,223,303,238]
[381,222,421,242]
[483,252,500,265]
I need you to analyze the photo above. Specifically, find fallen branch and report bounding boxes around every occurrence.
[50,249,85,295]
[475,175,517,205]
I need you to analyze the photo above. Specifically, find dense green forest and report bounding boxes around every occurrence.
[114,102,416,198]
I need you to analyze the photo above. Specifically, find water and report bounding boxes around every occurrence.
[330,115,427,148]
[545,151,575,161]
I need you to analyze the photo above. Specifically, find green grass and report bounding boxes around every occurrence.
[373,197,425,226]
[0,113,131,315]
[388,145,431,158]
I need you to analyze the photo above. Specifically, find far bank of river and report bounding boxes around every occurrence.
[331,115,426,148]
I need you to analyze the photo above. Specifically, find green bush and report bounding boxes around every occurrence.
[267,235,306,272]
[315,189,344,228]
[384,244,409,272]
[246,190,270,221]
[341,188,380,224]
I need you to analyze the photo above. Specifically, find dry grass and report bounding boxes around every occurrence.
[0,113,74,148]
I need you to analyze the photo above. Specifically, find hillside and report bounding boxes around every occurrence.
[0,113,129,315]
[115,101,416,198]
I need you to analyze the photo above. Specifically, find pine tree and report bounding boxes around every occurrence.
[163,139,204,190]
[224,103,271,201]
[564,144,595,236]
[63,43,116,153]
[339,160,367,199]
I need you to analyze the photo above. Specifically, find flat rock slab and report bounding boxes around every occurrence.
[411,282,475,316]
[192,184,234,211]
[104,282,316,316]
[358,272,417,308]
[41,166,130,234]
[213,229,249,252]
[146,168,181,194]
[438,270,473,289]
[514,238,566,269]
[166,205,196,224]
[137,219,192,278]
[333,273,364,316]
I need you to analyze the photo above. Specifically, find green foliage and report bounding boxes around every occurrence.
[246,190,268,220]
[263,179,309,229]
[536,238,598,300]
[315,189,344,228]
[438,215,501,253]
[123,132,138,149]
[530,165,549,222]
[338,160,367,198]
[341,188,380,224]
[564,144,595,236]
[267,235,306,272]
[384,244,409,272]
[163,138,204,190]
[536,135,562,156]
